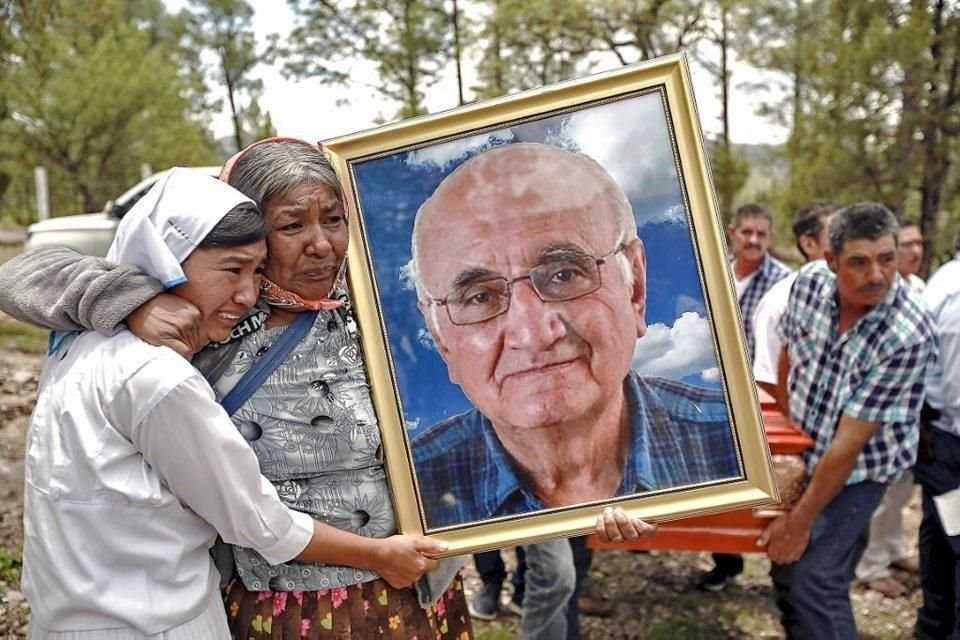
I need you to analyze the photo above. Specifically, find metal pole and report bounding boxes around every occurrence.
[34,166,49,221]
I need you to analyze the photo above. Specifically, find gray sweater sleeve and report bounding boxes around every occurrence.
[0,246,164,335]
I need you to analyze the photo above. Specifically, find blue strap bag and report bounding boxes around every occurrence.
[219,310,318,416]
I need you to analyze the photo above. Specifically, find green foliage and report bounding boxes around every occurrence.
[710,142,751,223]
[587,0,708,63]
[0,546,22,583]
[473,0,596,97]
[1,0,957,263]
[733,0,959,270]
[241,100,277,143]
[0,0,219,223]
[472,0,711,99]
[283,0,450,120]
[473,624,516,640]
[186,0,273,152]
[0,319,48,354]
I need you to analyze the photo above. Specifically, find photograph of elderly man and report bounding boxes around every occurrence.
[406,143,740,528]
[345,91,745,531]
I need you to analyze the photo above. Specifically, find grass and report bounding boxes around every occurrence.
[474,626,517,640]
[0,547,21,584]
[0,321,48,354]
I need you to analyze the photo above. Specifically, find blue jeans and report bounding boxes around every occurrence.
[566,536,594,640]
[770,480,886,640]
[915,427,960,640]
[521,538,576,640]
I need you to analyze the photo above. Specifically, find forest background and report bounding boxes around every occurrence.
[1,0,958,274]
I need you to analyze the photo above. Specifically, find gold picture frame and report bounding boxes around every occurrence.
[323,52,778,555]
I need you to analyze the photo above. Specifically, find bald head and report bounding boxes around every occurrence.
[410,143,638,301]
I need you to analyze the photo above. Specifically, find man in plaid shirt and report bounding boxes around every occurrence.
[700,202,792,592]
[729,203,793,360]
[760,203,936,639]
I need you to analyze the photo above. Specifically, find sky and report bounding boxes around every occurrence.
[164,0,789,147]
[349,91,728,432]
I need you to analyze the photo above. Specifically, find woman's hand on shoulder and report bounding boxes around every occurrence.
[126,293,206,357]
[371,535,447,589]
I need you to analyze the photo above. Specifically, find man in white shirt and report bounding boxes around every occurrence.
[914,235,960,639]
[923,235,960,311]
[855,220,929,597]
[752,202,837,400]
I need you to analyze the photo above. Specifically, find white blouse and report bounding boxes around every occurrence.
[22,330,314,635]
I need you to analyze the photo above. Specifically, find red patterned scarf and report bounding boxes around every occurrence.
[259,278,344,311]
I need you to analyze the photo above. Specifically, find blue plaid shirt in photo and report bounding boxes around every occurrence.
[778,262,936,484]
[736,252,792,360]
[411,373,741,529]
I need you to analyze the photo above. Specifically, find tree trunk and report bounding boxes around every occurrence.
[403,0,420,116]
[491,7,503,96]
[451,0,465,105]
[224,58,244,153]
[918,0,953,277]
[919,127,950,277]
[718,5,732,218]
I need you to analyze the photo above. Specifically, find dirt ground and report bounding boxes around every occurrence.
[0,316,924,639]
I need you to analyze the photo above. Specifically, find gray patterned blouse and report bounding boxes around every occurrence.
[213,302,396,591]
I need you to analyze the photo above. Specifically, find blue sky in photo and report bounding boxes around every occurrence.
[352,92,725,434]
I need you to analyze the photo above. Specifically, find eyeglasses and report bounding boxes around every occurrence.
[428,244,626,326]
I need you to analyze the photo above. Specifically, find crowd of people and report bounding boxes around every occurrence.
[0,136,956,640]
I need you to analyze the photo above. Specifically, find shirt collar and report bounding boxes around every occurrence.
[477,374,660,518]
[730,252,776,282]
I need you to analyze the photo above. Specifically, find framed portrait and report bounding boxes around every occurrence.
[323,52,778,555]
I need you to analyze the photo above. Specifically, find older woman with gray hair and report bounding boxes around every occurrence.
[0,137,472,639]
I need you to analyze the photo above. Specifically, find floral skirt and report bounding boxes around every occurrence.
[223,573,473,640]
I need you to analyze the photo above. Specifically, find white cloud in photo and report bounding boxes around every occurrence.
[398,260,416,291]
[550,94,680,218]
[405,129,515,170]
[646,204,687,226]
[417,327,438,352]
[632,311,719,381]
[700,367,720,382]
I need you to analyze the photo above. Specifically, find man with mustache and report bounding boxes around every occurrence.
[700,203,792,592]
[728,203,793,360]
[760,203,936,640]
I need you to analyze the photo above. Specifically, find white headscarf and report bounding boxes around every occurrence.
[106,167,256,289]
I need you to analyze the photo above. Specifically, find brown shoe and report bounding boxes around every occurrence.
[578,593,615,618]
[891,557,919,574]
[865,576,908,598]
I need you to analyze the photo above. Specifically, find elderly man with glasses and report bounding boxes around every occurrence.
[407,142,740,530]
